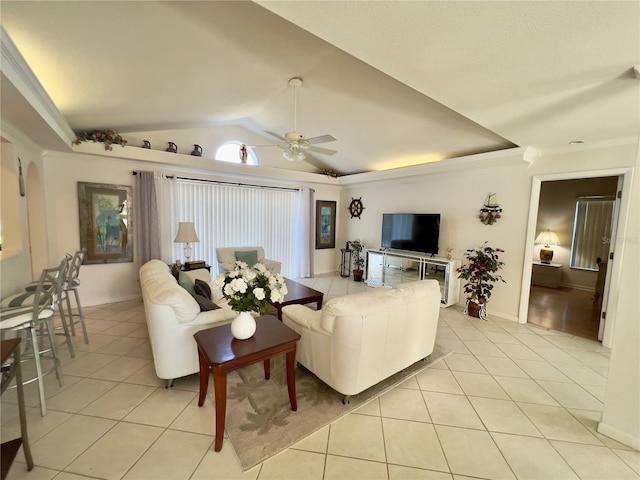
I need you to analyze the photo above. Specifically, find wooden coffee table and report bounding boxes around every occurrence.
[194,315,301,451]
[274,278,324,320]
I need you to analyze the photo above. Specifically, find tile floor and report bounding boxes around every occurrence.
[1,273,638,480]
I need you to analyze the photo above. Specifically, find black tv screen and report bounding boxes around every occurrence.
[381,213,440,255]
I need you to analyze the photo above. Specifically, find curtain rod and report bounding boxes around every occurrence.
[132,171,300,192]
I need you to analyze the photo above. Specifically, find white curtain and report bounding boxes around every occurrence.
[293,188,314,278]
[156,174,177,263]
[570,197,614,270]
[173,180,298,277]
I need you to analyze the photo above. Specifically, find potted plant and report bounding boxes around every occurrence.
[349,239,365,282]
[456,242,505,319]
[73,129,128,151]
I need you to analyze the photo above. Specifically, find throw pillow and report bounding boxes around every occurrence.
[194,279,212,300]
[177,271,196,295]
[191,293,220,311]
[235,250,258,267]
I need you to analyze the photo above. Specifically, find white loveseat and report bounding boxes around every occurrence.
[282,280,441,402]
[215,246,282,274]
[139,259,235,386]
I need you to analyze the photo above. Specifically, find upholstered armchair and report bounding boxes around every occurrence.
[215,246,282,274]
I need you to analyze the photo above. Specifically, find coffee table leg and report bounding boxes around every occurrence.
[197,348,209,407]
[286,348,297,411]
[213,367,227,451]
[317,297,323,310]
[264,358,270,380]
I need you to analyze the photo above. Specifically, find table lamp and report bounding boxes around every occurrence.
[534,229,559,263]
[174,222,200,262]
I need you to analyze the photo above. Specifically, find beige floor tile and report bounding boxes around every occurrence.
[388,465,453,479]
[518,403,602,445]
[121,363,165,387]
[65,422,163,479]
[510,333,555,348]
[468,396,542,437]
[435,326,458,339]
[123,387,196,427]
[169,395,217,435]
[581,383,606,402]
[292,424,329,453]
[613,449,640,475]
[69,334,120,353]
[452,372,510,400]
[482,331,522,345]
[451,328,488,342]
[512,359,572,382]
[126,325,150,339]
[122,429,213,480]
[462,341,507,358]
[171,372,202,392]
[327,413,385,462]
[258,448,325,480]
[551,364,607,386]
[62,352,119,377]
[423,391,484,429]
[495,343,544,361]
[380,386,431,422]
[324,455,388,479]
[0,408,72,443]
[5,465,59,480]
[383,418,449,472]
[88,356,150,382]
[444,354,487,374]
[534,346,583,365]
[567,408,636,450]
[491,433,578,479]
[415,368,463,395]
[475,355,529,378]
[124,341,154,359]
[494,376,559,406]
[191,446,259,479]
[95,336,146,356]
[354,397,381,416]
[436,337,471,355]
[45,378,118,413]
[551,441,639,480]
[79,382,156,419]
[100,321,144,337]
[29,415,116,470]
[537,381,603,410]
[436,425,515,480]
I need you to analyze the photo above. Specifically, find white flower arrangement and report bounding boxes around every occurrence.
[213,261,288,313]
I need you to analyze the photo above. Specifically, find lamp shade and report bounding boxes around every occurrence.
[174,222,200,243]
[534,229,559,247]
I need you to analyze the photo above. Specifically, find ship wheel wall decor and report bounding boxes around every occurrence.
[349,197,365,219]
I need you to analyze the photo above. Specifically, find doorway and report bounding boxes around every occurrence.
[528,176,619,340]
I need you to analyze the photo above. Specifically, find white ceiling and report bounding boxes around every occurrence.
[1,1,638,176]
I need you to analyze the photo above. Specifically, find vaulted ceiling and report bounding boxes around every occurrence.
[1,1,638,176]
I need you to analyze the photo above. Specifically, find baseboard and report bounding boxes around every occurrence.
[560,283,595,292]
[84,294,142,307]
[597,422,640,450]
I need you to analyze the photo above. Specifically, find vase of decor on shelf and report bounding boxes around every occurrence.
[213,261,288,339]
[349,239,365,282]
[456,242,505,320]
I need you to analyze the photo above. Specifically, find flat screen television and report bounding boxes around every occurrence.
[381,213,440,255]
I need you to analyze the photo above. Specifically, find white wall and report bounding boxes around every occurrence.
[340,151,532,321]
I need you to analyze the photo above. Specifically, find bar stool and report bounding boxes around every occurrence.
[62,250,89,345]
[0,259,66,416]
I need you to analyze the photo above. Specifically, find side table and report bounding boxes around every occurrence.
[1,338,34,480]
[194,315,301,451]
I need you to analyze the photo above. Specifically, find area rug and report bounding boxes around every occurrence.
[223,344,451,471]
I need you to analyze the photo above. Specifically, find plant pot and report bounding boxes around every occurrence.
[230,311,256,340]
[465,298,487,320]
[353,269,364,282]
[467,301,482,318]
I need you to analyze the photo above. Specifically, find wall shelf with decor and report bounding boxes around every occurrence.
[365,249,460,308]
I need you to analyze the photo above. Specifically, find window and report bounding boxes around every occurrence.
[569,196,615,271]
[215,142,257,165]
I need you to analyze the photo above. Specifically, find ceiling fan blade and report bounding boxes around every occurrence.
[264,131,287,142]
[308,145,337,156]
[306,134,337,145]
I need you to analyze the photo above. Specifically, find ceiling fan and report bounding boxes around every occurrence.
[256,77,337,162]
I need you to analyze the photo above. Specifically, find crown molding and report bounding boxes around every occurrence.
[1,26,75,145]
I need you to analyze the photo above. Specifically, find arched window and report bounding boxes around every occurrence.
[215,141,258,166]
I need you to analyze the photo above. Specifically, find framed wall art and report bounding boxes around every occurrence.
[315,200,336,249]
[78,182,133,264]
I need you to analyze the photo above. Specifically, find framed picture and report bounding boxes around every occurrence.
[78,182,133,264]
[315,200,336,249]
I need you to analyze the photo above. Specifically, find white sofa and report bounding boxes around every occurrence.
[215,246,281,274]
[139,259,235,386]
[282,280,441,402]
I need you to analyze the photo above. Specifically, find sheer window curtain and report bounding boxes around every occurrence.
[293,188,314,278]
[134,171,176,265]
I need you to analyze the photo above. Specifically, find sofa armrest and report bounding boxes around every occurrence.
[264,258,282,274]
[282,304,326,334]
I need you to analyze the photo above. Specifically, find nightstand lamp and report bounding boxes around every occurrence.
[174,222,200,262]
[535,229,560,263]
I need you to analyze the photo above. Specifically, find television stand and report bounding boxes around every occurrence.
[365,249,460,308]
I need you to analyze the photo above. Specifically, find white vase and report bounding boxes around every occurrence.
[230,311,256,340]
